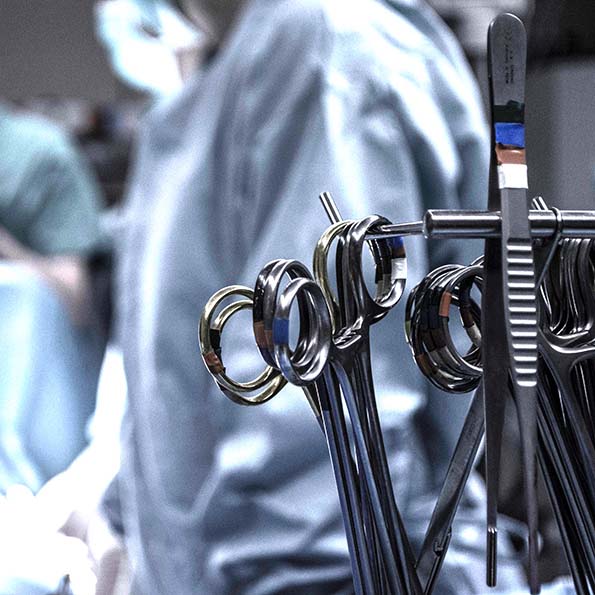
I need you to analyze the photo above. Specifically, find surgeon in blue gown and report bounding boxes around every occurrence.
[107,0,530,593]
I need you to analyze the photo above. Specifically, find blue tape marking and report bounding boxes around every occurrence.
[272,318,290,345]
[391,236,404,249]
[495,122,525,148]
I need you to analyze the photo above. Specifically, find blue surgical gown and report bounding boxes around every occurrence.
[116,0,527,592]
[0,108,103,493]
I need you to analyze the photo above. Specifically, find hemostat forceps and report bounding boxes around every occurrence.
[273,216,416,594]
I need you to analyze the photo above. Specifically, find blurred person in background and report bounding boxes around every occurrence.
[98,0,533,593]
[0,103,109,593]
[0,104,104,494]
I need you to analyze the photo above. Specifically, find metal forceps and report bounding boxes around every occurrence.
[251,255,385,594]
[271,215,418,594]
[534,235,595,591]
[404,263,483,394]
[324,216,418,595]
[406,203,595,593]
[321,193,496,594]
[199,265,384,591]
[483,14,539,591]
[404,258,486,592]
[199,215,414,594]
[199,274,381,590]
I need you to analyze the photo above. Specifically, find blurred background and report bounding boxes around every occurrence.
[0,0,592,321]
[0,0,142,209]
[429,0,595,211]
[3,0,595,213]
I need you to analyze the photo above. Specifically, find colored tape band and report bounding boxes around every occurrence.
[272,317,290,345]
[439,292,452,318]
[204,351,225,375]
[495,122,525,148]
[391,258,407,281]
[253,321,267,347]
[391,236,404,249]
[497,164,528,189]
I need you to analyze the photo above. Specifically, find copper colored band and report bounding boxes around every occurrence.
[265,329,274,350]
[439,292,452,318]
[204,351,225,375]
[495,145,526,165]
[253,321,266,347]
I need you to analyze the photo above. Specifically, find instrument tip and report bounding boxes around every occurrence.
[486,525,498,587]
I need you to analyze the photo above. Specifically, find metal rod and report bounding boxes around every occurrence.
[366,209,595,240]
[319,191,343,225]
[369,220,424,238]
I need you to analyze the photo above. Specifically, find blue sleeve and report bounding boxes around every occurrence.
[232,22,430,442]
[24,139,102,256]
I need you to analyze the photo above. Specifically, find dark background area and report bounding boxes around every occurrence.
[0,0,117,101]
